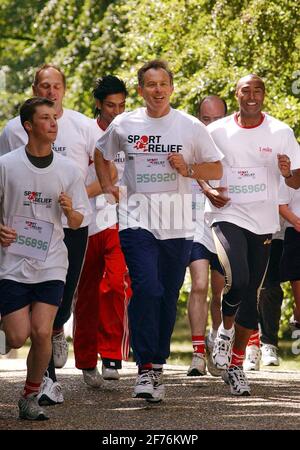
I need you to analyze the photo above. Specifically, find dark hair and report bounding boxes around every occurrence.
[197,95,228,117]
[33,64,66,88]
[93,75,127,117]
[20,97,55,133]
[137,59,173,87]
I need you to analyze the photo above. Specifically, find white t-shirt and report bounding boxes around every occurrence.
[95,107,222,240]
[279,179,300,229]
[205,113,300,235]
[0,147,91,283]
[0,109,96,228]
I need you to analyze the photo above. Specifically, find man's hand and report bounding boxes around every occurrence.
[103,185,120,204]
[0,225,17,247]
[277,154,292,178]
[59,192,73,216]
[167,154,188,176]
[205,186,230,208]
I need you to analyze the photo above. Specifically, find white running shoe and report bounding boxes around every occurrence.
[261,344,280,366]
[212,329,234,370]
[52,331,69,368]
[205,334,223,377]
[244,345,261,371]
[19,395,49,420]
[187,353,206,376]
[82,367,103,387]
[37,376,64,406]
[147,370,165,403]
[222,365,251,396]
[132,371,154,399]
[102,365,120,380]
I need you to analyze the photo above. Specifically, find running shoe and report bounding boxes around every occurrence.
[52,331,69,368]
[222,365,251,396]
[244,345,261,371]
[19,395,49,420]
[187,352,206,376]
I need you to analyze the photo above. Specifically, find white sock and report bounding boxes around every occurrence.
[218,323,234,338]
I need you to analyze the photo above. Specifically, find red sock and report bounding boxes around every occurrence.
[138,363,152,374]
[23,379,41,398]
[192,335,205,354]
[247,330,260,347]
[230,347,245,368]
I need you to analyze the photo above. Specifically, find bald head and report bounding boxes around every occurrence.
[236,74,265,93]
[198,95,227,126]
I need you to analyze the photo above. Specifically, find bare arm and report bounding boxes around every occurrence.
[86,162,118,198]
[94,149,119,203]
[279,204,300,232]
[167,154,222,180]
[197,179,229,208]
[278,154,300,189]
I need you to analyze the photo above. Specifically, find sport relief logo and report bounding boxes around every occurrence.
[24,220,42,233]
[236,169,255,179]
[128,135,182,153]
[23,191,52,208]
[146,158,165,167]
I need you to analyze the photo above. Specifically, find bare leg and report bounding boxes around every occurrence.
[27,302,58,383]
[188,260,209,336]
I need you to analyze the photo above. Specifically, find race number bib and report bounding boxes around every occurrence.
[191,179,205,221]
[134,154,178,193]
[227,167,268,204]
[7,215,54,261]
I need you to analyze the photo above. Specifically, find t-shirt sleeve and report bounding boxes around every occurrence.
[193,121,224,163]
[0,128,10,157]
[278,177,294,205]
[285,128,300,170]
[95,122,120,161]
[67,169,92,227]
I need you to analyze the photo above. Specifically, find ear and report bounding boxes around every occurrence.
[137,85,143,97]
[95,99,102,110]
[24,120,32,133]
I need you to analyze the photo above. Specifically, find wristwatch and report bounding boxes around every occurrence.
[187,164,195,178]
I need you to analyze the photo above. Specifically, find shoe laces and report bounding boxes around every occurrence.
[264,345,277,358]
[229,366,248,386]
[138,371,152,385]
[215,335,231,355]
[151,370,163,386]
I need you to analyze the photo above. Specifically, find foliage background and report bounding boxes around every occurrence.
[0,0,299,335]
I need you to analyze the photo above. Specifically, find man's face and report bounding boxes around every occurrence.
[138,68,174,117]
[236,77,265,118]
[199,99,226,126]
[97,92,126,126]
[25,105,58,143]
[32,68,65,114]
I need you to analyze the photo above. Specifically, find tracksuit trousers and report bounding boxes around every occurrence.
[119,228,193,366]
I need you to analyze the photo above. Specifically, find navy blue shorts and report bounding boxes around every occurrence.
[189,242,224,275]
[0,280,65,317]
[280,228,300,282]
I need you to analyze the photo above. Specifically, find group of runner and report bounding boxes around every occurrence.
[1,59,300,419]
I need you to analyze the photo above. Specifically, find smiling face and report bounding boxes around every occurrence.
[138,68,174,118]
[236,75,265,120]
[32,68,65,117]
[96,92,126,128]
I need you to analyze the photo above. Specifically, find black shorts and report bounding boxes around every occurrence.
[0,279,64,317]
[189,242,224,275]
[280,227,300,282]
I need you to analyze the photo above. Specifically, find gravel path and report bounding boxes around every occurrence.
[1,359,300,430]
